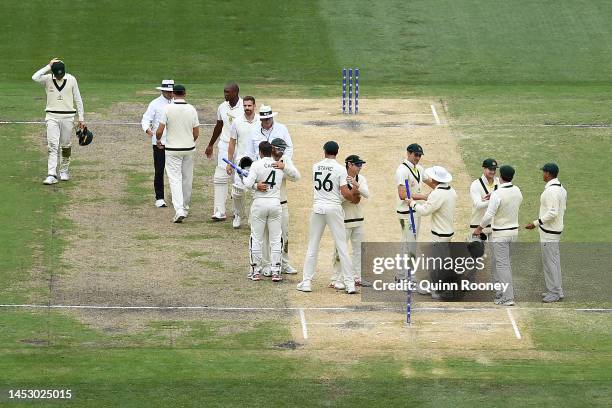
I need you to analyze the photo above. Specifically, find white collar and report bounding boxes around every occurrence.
[481,174,498,184]
[404,159,418,169]
[545,178,560,188]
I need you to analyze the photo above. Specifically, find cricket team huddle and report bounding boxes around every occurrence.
[33,59,568,305]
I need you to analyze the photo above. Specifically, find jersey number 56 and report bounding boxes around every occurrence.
[314,172,333,192]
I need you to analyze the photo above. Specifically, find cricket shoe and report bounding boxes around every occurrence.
[232,215,241,229]
[542,293,561,303]
[59,170,70,181]
[272,273,282,282]
[250,272,262,281]
[173,211,186,223]
[211,211,226,221]
[155,199,167,208]
[542,292,564,299]
[327,281,345,290]
[355,278,372,287]
[43,175,58,185]
[296,280,312,292]
[494,298,515,306]
[281,264,298,275]
[345,282,357,294]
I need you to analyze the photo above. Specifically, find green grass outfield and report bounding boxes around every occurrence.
[1,0,611,406]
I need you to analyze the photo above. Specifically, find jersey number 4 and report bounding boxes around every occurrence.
[264,171,276,188]
[314,172,333,192]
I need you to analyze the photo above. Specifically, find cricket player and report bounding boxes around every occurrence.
[258,138,301,275]
[395,143,435,252]
[525,163,567,303]
[141,79,174,208]
[32,58,85,184]
[156,85,199,223]
[226,96,259,228]
[297,141,359,294]
[246,105,294,161]
[474,165,523,306]
[242,141,285,282]
[330,155,369,289]
[469,158,500,284]
[407,166,457,299]
[205,82,244,221]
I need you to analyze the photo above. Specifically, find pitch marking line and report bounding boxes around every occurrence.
[430,104,441,125]
[299,308,308,340]
[2,120,611,129]
[0,304,610,312]
[506,309,522,340]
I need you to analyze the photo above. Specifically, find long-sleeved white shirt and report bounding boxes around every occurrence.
[480,182,523,237]
[469,175,500,229]
[534,178,567,240]
[32,64,84,121]
[246,122,294,160]
[279,156,300,203]
[412,183,456,236]
[343,173,369,228]
[141,94,173,145]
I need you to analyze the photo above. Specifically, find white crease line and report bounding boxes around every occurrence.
[299,308,308,340]
[430,104,441,125]
[506,309,522,340]
[0,304,610,312]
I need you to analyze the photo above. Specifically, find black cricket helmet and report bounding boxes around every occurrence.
[77,126,93,146]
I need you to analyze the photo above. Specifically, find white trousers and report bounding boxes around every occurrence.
[249,198,282,272]
[46,117,73,176]
[213,140,230,214]
[331,225,363,283]
[302,206,354,286]
[262,203,291,268]
[540,239,563,296]
[165,150,194,213]
[231,168,248,220]
[491,235,517,301]
[399,215,421,257]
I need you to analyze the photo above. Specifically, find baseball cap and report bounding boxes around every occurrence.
[271,138,288,150]
[345,155,366,165]
[173,84,186,94]
[541,162,559,177]
[51,61,65,77]
[407,143,424,155]
[482,158,498,169]
[323,141,339,155]
[499,165,515,181]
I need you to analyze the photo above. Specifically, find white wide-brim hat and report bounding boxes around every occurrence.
[259,105,278,119]
[156,79,174,91]
[425,166,453,183]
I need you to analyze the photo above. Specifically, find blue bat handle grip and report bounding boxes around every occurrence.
[222,158,246,177]
[404,179,417,236]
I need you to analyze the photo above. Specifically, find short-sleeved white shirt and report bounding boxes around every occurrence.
[229,114,260,159]
[217,98,244,143]
[395,160,430,218]
[312,158,348,209]
[160,100,199,150]
[242,156,284,200]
